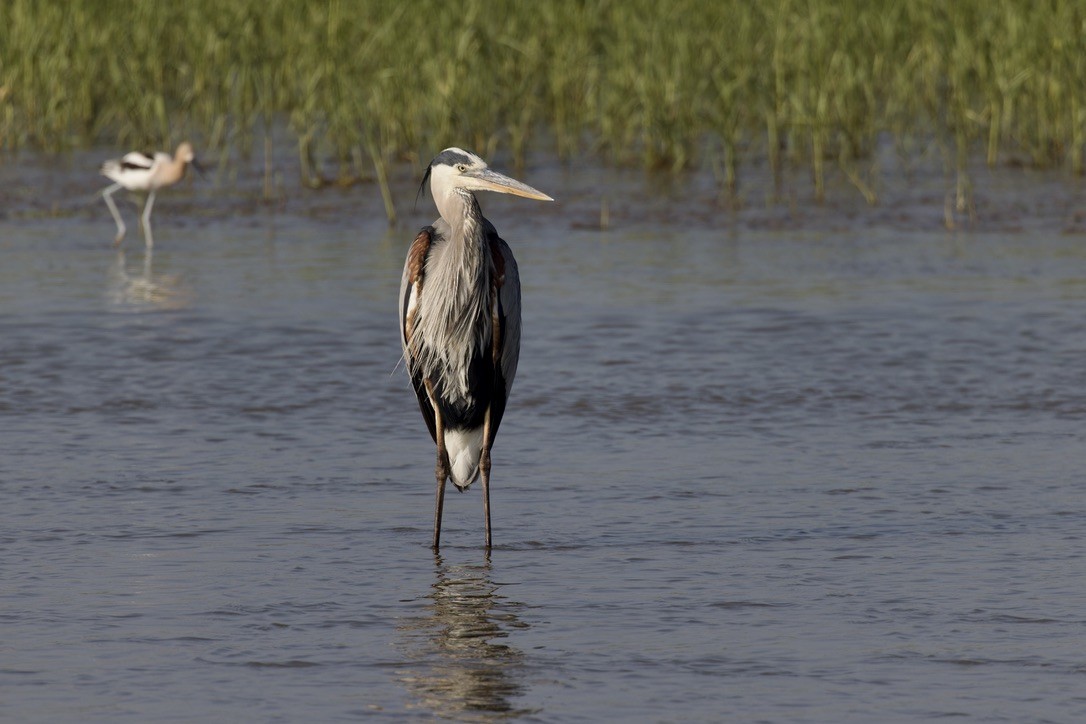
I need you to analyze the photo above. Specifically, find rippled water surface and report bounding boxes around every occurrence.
[3,159,1086,722]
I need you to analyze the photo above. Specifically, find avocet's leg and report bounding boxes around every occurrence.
[102,184,126,246]
[141,190,157,249]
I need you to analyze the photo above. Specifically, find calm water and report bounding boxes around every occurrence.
[2,161,1086,722]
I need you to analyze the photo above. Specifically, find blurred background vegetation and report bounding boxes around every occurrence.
[1,0,1084,206]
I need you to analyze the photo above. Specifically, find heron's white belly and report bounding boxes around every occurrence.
[445,427,483,490]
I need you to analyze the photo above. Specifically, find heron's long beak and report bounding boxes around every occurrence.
[466,168,553,201]
[190,159,206,178]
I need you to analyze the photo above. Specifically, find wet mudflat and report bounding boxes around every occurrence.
[2,149,1085,721]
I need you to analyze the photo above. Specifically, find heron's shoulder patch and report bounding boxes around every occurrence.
[407,226,434,286]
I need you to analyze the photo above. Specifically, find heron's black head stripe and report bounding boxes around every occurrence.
[430,149,475,169]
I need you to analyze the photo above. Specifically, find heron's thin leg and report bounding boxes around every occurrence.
[102,184,126,245]
[425,380,449,549]
[141,190,157,249]
[481,408,494,549]
[433,443,448,550]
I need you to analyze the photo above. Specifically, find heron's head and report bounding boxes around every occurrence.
[421,148,553,208]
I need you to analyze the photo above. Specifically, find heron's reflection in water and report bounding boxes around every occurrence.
[107,249,191,310]
[398,555,534,719]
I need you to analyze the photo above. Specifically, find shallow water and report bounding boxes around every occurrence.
[2,159,1086,722]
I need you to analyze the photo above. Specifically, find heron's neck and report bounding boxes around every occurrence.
[440,189,487,257]
[432,189,491,331]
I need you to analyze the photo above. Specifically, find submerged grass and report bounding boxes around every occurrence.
[1,0,1084,210]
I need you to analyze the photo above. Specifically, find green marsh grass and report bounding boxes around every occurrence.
[2,0,1084,215]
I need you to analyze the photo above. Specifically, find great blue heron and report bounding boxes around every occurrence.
[400,148,552,549]
[100,142,199,248]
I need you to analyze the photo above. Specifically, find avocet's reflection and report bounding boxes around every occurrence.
[397,555,533,718]
[107,249,191,310]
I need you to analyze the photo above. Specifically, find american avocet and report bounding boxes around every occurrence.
[100,142,199,248]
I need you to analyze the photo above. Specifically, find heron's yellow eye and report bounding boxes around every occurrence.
[455,164,468,172]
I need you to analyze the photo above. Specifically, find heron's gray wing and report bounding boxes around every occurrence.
[400,226,438,443]
[487,233,521,442]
